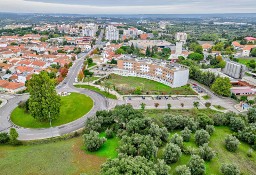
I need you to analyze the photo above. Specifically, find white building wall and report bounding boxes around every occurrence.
[172,69,189,88]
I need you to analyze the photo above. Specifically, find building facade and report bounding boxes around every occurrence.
[223,61,247,79]
[105,25,119,41]
[116,58,189,88]
[82,23,98,37]
[175,32,187,44]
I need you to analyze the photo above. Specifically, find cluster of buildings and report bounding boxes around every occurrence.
[232,38,256,57]
[0,34,76,93]
[105,25,119,41]
[115,56,189,88]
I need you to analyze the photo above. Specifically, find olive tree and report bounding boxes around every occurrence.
[188,155,206,175]
[195,129,210,146]
[225,135,239,152]
[181,127,192,142]
[206,125,215,136]
[164,143,182,164]
[170,133,183,148]
[175,165,191,175]
[220,163,240,175]
[199,143,215,161]
[83,131,106,152]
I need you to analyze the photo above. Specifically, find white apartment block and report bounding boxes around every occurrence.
[82,23,98,37]
[175,32,187,44]
[223,61,247,79]
[105,25,119,41]
[116,57,189,88]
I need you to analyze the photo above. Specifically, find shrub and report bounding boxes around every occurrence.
[213,113,228,126]
[83,131,106,152]
[105,128,114,139]
[237,123,256,147]
[188,155,206,175]
[197,114,214,129]
[199,143,215,161]
[175,165,191,175]
[170,133,183,148]
[225,135,239,152]
[206,125,215,135]
[164,143,182,164]
[9,128,19,145]
[181,127,192,142]
[205,102,211,108]
[220,163,240,175]
[247,108,256,123]
[195,129,210,146]
[229,117,245,132]
[0,133,10,144]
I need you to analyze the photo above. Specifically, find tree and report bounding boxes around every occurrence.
[170,133,183,148]
[240,95,248,102]
[155,103,160,108]
[211,77,232,97]
[247,108,256,123]
[206,125,215,135]
[175,165,191,175]
[229,117,245,132]
[181,103,184,108]
[60,67,68,77]
[193,101,200,109]
[250,48,256,57]
[188,155,206,175]
[0,133,9,144]
[83,131,106,152]
[140,103,146,110]
[9,128,19,145]
[146,46,151,57]
[199,143,215,161]
[181,127,191,142]
[164,143,182,164]
[167,103,171,110]
[220,164,240,175]
[188,53,204,62]
[225,135,239,152]
[195,129,210,146]
[101,155,169,175]
[78,70,84,82]
[197,114,214,129]
[205,102,211,108]
[105,128,114,139]
[27,71,61,121]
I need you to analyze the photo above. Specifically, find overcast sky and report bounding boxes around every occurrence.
[0,0,256,14]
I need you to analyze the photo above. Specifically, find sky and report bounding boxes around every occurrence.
[0,0,256,14]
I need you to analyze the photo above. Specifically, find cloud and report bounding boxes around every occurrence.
[0,0,256,14]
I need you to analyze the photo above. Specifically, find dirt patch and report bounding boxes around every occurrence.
[72,138,107,175]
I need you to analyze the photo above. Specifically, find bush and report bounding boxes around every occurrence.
[188,155,206,175]
[213,113,228,126]
[197,114,214,129]
[237,123,256,147]
[199,143,215,161]
[195,129,210,146]
[170,133,183,148]
[181,127,191,142]
[247,108,256,123]
[9,128,19,145]
[229,117,245,132]
[220,163,240,175]
[0,133,10,144]
[175,165,191,175]
[225,135,239,152]
[164,143,182,164]
[83,131,106,152]
[206,125,215,135]
[105,128,114,139]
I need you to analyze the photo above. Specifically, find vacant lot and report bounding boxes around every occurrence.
[11,93,93,128]
[99,74,197,95]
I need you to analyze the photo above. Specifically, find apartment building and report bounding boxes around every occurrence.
[223,61,247,79]
[105,25,119,41]
[116,57,189,88]
[82,23,98,37]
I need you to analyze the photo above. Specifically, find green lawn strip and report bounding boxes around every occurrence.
[83,76,100,82]
[74,84,117,99]
[88,63,97,68]
[101,74,197,95]
[202,95,210,100]
[11,93,93,128]
[0,139,78,175]
[85,132,119,159]
[213,105,226,110]
[238,58,256,66]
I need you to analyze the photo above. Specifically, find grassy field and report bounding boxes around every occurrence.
[100,74,197,95]
[83,76,100,83]
[11,93,93,128]
[0,137,106,175]
[238,58,256,66]
[74,84,117,99]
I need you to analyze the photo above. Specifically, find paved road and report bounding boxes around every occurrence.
[0,51,109,140]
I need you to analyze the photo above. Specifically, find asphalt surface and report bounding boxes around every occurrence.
[0,51,109,140]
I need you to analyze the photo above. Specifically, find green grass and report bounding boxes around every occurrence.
[83,76,100,83]
[0,137,106,175]
[85,132,119,159]
[74,84,117,99]
[202,95,210,100]
[11,93,93,128]
[238,58,256,67]
[88,63,97,68]
[100,74,197,95]
[213,105,226,110]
